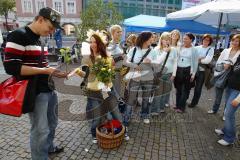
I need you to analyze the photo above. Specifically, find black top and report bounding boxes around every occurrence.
[3,26,52,94]
[228,55,240,91]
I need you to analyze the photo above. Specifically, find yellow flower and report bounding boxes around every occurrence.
[101,68,106,71]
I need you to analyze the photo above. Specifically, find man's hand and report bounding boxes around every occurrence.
[51,70,69,78]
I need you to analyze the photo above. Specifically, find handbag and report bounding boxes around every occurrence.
[214,69,232,89]
[0,77,29,116]
[0,42,44,117]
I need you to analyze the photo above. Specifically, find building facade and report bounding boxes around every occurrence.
[83,0,182,18]
[15,0,82,34]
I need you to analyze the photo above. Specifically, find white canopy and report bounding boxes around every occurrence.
[167,0,240,27]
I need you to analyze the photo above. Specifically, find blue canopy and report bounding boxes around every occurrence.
[123,15,229,35]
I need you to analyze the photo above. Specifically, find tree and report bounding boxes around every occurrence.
[76,0,123,42]
[0,0,15,31]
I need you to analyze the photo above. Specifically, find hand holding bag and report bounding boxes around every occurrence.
[0,42,44,117]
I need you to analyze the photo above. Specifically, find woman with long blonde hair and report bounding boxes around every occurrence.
[151,32,178,114]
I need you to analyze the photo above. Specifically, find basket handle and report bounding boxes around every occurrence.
[110,120,115,138]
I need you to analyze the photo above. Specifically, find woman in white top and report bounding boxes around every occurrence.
[107,25,124,97]
[151,32,177,114]
[174,33,198,113]
[124,31,156,125]
[208,34,240,114]
[189,34,214,108]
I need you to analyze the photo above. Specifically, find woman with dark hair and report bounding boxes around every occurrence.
[174,32,198,113]
[123,31,156,126]
[188,34,214,108]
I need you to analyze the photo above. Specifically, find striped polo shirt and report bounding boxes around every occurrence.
[3,26,52,93]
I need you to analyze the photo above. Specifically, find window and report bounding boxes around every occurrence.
[153,0,159,2]
[35,0,46,13]
[175,0,181,5]
[146,0,152,2]
[146,5,152,8]
[21,0,33,13]
[168,0,173,4]
[129,3,135,7]
[122,2,128,7]
[53,0,63,13]
[66,0,76,14]
[161,0,166,3]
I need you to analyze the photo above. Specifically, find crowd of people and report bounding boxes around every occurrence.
[1,7,240,160]
[70,25,240,147]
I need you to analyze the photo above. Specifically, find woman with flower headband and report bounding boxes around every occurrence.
[69,31,122,144]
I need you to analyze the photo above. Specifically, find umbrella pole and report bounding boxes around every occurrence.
[214,12,223,52]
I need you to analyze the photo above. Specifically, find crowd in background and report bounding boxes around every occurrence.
[72,25,240,146]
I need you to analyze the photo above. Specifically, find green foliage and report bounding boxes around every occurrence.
[0,0,15,31]
[60,48,71,64]
[76,0,123,42]
[91,56,115,84]
[0,0,15,15]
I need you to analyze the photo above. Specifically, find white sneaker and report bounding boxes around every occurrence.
[143,118,150,124]
[165,104,170,107]
[215,129,224,135]
[124,134,130,141]
[92,138,98,144]
[207,110,215,114]
[217,139,232,146]
[222,116,226,121]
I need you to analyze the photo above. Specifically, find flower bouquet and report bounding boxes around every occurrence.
[91,56,115,92]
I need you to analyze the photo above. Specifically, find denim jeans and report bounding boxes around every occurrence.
[190,71,205,106]
[212,87,225,113]
[86,95,122,137]
[86,97,102,138]
[29,91,58,160]
[151,74,172,113]
[123,80,153,125]
[222,88,240,143]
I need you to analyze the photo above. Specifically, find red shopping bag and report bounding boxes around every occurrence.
[0,77,29,117]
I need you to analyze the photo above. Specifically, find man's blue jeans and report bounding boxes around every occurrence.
[29,91,58,160]
[222,88,240,143]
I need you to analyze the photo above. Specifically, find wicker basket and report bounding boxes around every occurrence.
[96,124,125,149]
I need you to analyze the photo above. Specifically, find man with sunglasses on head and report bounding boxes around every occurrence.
[3,7,67,160]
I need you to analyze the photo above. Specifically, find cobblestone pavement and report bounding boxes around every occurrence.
[1,62,240,160]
